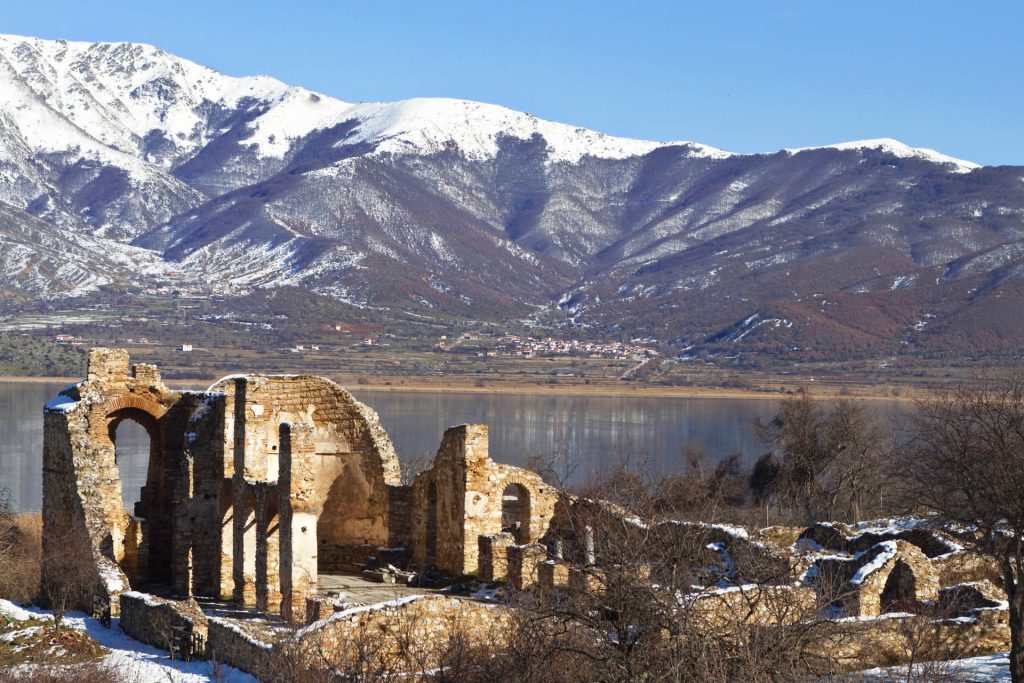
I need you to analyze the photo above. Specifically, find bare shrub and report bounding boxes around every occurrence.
[39,508,100,631]
[257,605,507,682]
[0,492,42,604]
[0,663,136,683]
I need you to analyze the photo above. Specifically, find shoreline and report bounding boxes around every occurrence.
[0,374,920,401]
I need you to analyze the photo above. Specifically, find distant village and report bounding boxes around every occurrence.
[434,333,657,360]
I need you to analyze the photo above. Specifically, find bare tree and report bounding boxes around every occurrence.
[755,391,890,524]
[900,375,1024,683]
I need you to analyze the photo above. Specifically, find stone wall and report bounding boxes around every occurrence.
[806,608,1010,673]
[42,348,191,612]
[119,591,208,659]
[686,585,818,630]
[296,595,514,675]
[206,617,277,680]
[411,424,558,576]
[478,532,515,583]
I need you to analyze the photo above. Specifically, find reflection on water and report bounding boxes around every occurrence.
[0,380,903,513]
[350,390,783,485]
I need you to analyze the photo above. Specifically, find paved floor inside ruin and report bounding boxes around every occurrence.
[317,573,433,606]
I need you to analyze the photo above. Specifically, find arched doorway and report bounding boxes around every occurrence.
[501,483,531,543]
[110,418,152,513]
[105,405,169,587]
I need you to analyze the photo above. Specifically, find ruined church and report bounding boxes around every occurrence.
[43,348,557,620]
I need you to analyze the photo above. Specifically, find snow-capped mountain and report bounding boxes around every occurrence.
[1,33,1023,358]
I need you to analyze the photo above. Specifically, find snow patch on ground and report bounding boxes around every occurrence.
[861,650,1010,681]
[0,599,256,682]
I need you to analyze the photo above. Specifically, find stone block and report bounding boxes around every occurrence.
[507,543,547,590]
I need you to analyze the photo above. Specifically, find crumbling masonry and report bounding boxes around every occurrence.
[42,349,556,619]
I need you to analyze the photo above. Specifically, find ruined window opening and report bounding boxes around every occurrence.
[425,481,438,567]
[502,483,531,543]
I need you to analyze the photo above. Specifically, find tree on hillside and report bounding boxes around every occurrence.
[902,375,1024,683]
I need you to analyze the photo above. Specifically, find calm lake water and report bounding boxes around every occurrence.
[0,380,904,512]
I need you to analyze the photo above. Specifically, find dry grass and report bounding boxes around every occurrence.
[0,510,42,604]
[0,662,132,683]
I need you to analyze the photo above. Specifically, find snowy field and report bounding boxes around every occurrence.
[0,599,256,682]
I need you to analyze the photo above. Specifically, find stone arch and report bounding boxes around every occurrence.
[849,540,940,617]
[102,400,176,587]
[880,559,918,613]
[101,394,168,422]
[501,482,532,543]
[495,474,549,544]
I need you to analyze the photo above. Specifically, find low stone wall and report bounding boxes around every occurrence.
[207,617,277,680]
[297,594,514,674]
[538,560,570,592]
[933,551,1003,588]
[686,584,818,629]
[119,592,208,659]
[806,608,1010,673]
[478,532,515,583]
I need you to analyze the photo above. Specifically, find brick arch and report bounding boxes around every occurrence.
[101,394,168,422]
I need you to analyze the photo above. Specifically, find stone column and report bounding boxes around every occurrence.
[279,423,321,623]
[233,486,257,605]
[254,484,282,613]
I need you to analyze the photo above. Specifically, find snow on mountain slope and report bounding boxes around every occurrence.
[315,98,729,164]
[0,34,287,165]
[0,201,167,297]
[3,33,1023,362]
[786,138,979,173]
[0,35,723,170]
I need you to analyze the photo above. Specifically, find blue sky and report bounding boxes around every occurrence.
[5,1,1021,166]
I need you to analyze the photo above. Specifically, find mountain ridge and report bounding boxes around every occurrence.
[0,33,1022,362]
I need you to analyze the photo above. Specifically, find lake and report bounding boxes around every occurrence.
[0,380,903,512]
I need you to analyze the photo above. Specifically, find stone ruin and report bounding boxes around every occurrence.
[38,348,1017,677]
[42,348,557,621]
